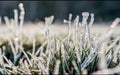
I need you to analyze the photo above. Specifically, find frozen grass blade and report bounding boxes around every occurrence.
[53,60,60,74]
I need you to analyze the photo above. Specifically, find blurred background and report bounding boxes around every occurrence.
[0,1,120,23]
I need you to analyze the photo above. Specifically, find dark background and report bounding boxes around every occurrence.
[0,1,120,23]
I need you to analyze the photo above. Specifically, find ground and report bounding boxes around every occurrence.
[0,22,120,40]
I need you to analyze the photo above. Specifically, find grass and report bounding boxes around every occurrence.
[0,3,120,74]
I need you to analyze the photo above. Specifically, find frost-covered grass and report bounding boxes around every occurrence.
[0,3,120,75]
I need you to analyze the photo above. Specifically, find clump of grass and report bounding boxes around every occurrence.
[0,3,120,75]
